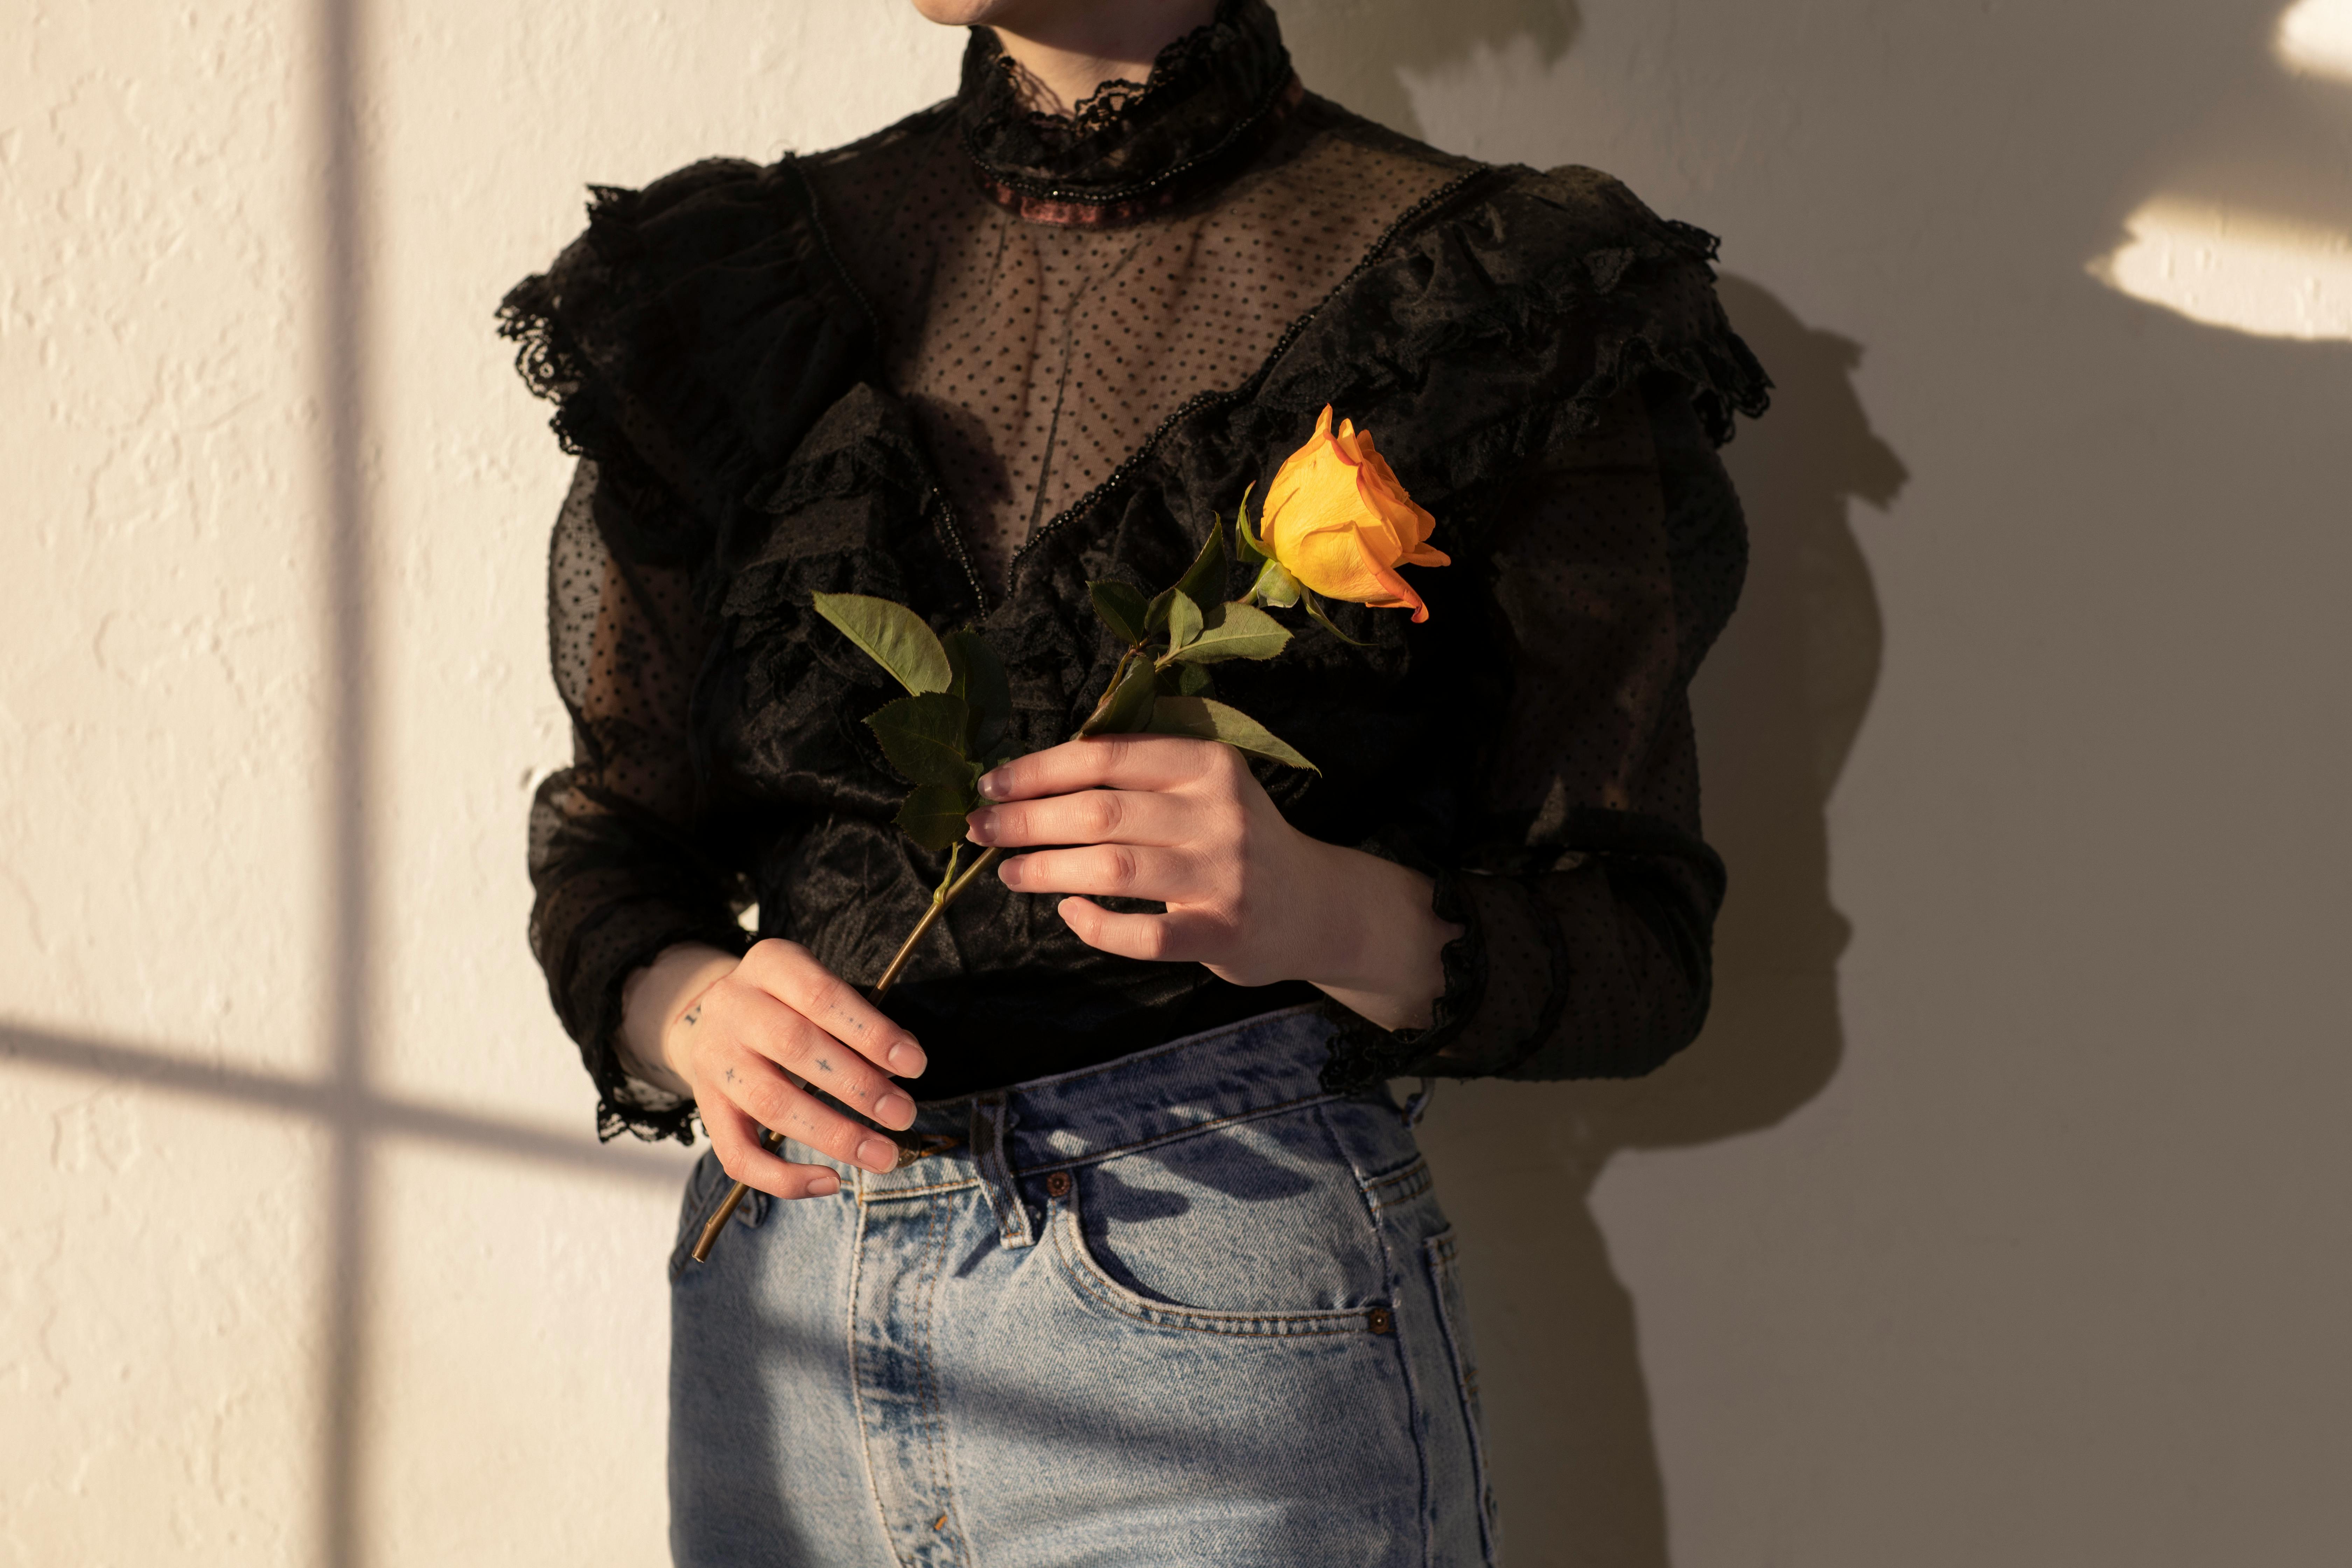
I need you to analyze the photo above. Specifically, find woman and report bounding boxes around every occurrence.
[500,1,1766,1562]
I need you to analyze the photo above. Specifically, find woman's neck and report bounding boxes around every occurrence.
[987,0,1219,117]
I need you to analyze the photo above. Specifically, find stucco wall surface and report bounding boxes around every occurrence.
[4,2,2347,1565]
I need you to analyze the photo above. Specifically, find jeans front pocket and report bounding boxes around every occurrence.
[1425,1227,1499,1564]
[1042,1108,1405,1332]
[1046,1177,1393,1338]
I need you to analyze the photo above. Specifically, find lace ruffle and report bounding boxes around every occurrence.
[957,0,1296,211]
[1251,162,1773,466]
[496,158,876,598]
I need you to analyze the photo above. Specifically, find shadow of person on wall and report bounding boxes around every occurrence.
[1413,280,1904,1568]
[1283,7,1907,1560]
[1279,0,1581,138]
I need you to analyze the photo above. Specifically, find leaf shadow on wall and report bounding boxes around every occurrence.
[1415,280,1904,1568]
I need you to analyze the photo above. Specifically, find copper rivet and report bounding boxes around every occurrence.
[1367,1307,1394,1335]
[1045,1171,1071,1198]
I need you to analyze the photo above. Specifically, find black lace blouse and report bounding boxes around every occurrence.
[500,0,1770,1143]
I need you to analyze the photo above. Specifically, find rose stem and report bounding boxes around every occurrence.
[689,844,1004,1263]
[696,637,1145,1264]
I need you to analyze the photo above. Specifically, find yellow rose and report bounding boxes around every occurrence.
[1258,405,1449,622]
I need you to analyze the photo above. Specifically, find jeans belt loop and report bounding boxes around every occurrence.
[969,1091,1035,1250]
[1399,1076,1438,1128]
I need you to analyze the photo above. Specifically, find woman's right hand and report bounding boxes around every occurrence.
[622,939,928,1199]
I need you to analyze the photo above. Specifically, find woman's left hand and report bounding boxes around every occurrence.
[963,735,1458,1031]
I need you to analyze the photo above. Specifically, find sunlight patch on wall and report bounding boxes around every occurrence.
[2089,198,2352,341]
[2277,0,2352,81]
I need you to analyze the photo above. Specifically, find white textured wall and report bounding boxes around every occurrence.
[4,2,2346,1565]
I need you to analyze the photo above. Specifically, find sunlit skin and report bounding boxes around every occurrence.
[620,0,1461,1203]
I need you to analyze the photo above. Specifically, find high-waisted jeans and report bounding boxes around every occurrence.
[666,1006,1497,1567]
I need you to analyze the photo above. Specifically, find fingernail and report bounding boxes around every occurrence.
[978,771,1008,800]
[856,1137,898,1172]
[805,1173,840,1197]
[889,1040,928,1076]
[997,856,1024,888]
[965,808,996,844]
[876,1091,916,1127]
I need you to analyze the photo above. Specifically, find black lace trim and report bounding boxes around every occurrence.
[997,167,1498,596]
[1318,869,1483,1094]
[992,5,1227,141]
[956,0,1295,213]
[578,912,754,1146]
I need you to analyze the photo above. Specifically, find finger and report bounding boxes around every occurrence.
[713,1052,908,1175]
[965,786,1192,850]
[1055,898,1222,964]
[738,939,927,1079]
[729,993,917,1132]
[700,1097,844,1200]
[977,734,1226,804]
[997,843,1200,903]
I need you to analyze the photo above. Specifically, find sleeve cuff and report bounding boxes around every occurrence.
[558,904,755,1144]
[1317,867,1585,1092]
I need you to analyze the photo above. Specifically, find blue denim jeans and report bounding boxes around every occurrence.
[666,1006,1497,1567]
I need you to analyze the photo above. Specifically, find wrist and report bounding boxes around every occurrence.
[1295,840,1461,1032]
[619,941,738,1092]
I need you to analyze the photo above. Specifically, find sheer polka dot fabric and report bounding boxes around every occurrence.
[803,102,1463,592]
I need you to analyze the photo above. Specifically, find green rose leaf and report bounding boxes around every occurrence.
[1156,662,1215,698]
[1088,581,1150,645]
[1167,589,1204,651]
[1087,658,1159,736]
[895,783,978,852]
[1163,600,1291,664]
[1146,522,1228,632]
[1301,589,1370,648]
[942,629,1011,755]
[1147,696,1318,772]
[1174,518,1228,608]
[1233,484,1268,571]
[866,693,975,788]
[813,592,953,696]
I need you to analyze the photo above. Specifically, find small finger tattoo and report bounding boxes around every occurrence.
[815,1057,833,1074]
[682,1004,703,1027]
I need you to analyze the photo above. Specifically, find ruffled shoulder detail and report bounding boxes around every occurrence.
[497,157,877,583]
[1254,160,1771,498]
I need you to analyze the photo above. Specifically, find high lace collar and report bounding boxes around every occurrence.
[957,0,1300,226]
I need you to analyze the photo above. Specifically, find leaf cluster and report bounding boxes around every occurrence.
[812,594,1015,851]
[1080,512,1318,772]
[811,503,1334,862]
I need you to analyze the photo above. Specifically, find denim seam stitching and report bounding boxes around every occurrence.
[1045,1195,1378,1338]
[1011,1090,1341,1176]
[1322,1104,1436,1568]
[1423,1229,1499,1567]
[858,1176,983,1202]
[845,1194,899,1556]
[1361,1157,1434,1214]
[913,1194,971,1561]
